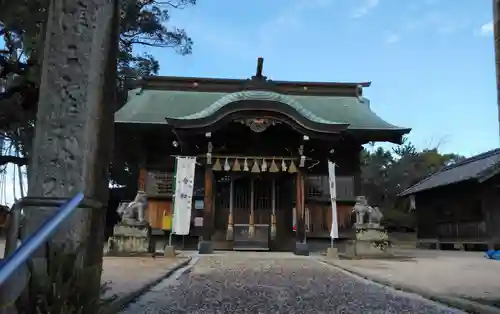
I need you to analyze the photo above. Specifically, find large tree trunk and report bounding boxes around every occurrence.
[494,0,500,140]
[20,0,118,311]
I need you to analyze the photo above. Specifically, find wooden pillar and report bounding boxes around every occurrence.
[295,170,306,243]
[138,167,147,192]
[202,167,214,241]
[249,178,255,237]
[494,0,500,141]
[226,176,235,240]
[270,178,277,239]
[482,186,496,250]
[353,145,363,197]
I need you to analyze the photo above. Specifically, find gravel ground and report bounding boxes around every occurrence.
[120,254,464,314]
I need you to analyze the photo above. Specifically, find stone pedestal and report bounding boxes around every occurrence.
[164,245,176,258]
[108,224,152,254]
[326,247,339,259]
[198,240,213,254]
[354,225,391,257]
[294,242,309,256]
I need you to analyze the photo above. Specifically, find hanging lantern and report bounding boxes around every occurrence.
[232,158,241,171]
[281,159,288,172]
[243,158,250,171]
[223,158,231,171]
[288,160,297,173]
[212,158,222,171]
[269,159,279,173]
[261,159,268,172]
[251,159,261,173]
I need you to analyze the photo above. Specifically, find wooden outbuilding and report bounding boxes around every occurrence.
[400,148,500,251]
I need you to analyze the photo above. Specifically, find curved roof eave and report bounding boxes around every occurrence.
[164,90,351,134]
[174,90,336,124]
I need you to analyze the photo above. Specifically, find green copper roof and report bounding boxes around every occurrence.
[115,88,406,131]
[179,90,333,124]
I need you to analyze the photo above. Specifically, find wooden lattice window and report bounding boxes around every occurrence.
[306,175,355,201]
[306,176,328,198]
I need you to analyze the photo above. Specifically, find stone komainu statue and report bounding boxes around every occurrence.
[117,191,148,226]
[352,196,370,225]
[368,206,384,226]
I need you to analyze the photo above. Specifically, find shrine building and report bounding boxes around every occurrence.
[113,58,411,254]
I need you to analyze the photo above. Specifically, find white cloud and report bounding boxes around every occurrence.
[352,0,379,19]
[404,11,465,35]
[258,0,334,45]
[385,33,399,44]
[479,22,494,36]
[184,0,335,61]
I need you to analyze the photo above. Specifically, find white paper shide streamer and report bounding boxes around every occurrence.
[172,157,197,235]
[328,161,339,239]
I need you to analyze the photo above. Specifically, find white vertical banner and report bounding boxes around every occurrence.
[409,194,416,211]
[328,161,339,239]
[172,156,197,235]
[305,207,310,232]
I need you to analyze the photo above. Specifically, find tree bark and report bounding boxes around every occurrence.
[20,0,119,310]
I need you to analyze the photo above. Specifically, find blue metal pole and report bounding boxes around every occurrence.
[0,192,85,286]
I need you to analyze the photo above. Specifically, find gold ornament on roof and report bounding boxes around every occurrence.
[288,160,297,173]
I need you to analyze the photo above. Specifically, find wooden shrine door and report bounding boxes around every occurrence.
[232,175,273,250]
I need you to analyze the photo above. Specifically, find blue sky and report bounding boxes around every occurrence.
[138,0,498,157]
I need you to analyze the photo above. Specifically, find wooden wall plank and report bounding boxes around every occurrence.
[147,199,172,229]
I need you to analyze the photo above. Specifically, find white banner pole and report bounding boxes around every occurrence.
[328,161,339,243]
[172,156,196,236]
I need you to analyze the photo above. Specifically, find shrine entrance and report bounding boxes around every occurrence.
[215,173,295,251]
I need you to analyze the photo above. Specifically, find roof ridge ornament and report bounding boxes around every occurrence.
[251,57,267,81]
[243,57,276,91]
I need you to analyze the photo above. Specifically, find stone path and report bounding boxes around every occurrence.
[119,253,463,314]
[102,256,189,300]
